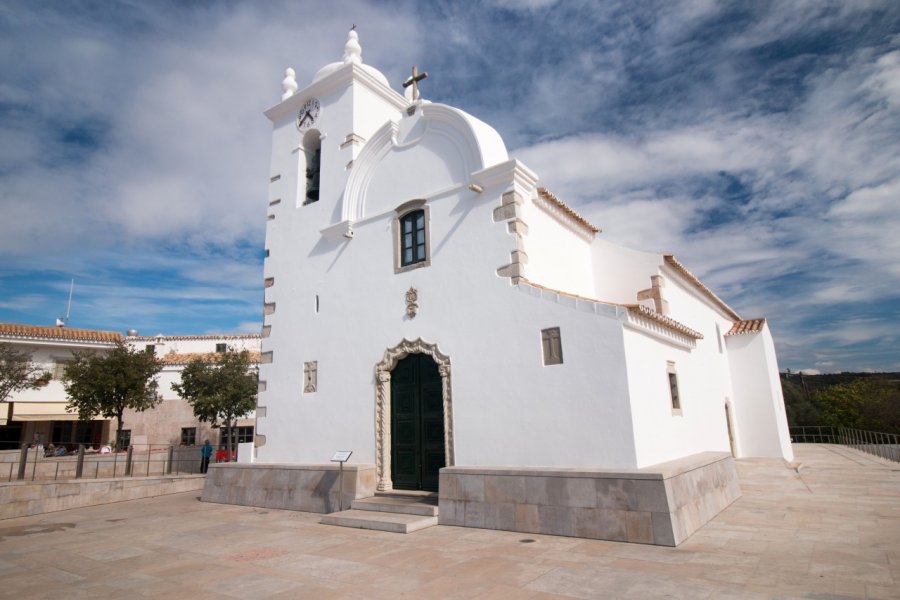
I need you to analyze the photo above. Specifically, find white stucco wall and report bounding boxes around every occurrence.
[520,194,595,298]
[726,324,794,461]
[591,237,663,304]
[258,166,641,468]
[257,51,793,476]
[1,340,112,406]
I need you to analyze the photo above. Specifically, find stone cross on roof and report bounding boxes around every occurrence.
[403,65,428,101]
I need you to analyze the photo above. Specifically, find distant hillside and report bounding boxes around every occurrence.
[780,372,900,434]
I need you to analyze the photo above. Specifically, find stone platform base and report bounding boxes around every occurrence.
[0,474,206,520]
[438,452,740,546]
[201,463,376,513]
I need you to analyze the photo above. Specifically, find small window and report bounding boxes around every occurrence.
[117,430,131,450]
[145,344,155,354]
[541,327,563,365]
[667,362,682,414]
[393,200,431,273]
[181,427,196,446]
[215,343,227,353]
[401,210,426,266]
[221,426,254,447]
[715,323,723,354]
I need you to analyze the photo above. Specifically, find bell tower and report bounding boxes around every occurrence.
[256,29,408,455]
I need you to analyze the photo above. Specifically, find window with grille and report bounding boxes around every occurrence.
[393,200,431,273]
[221,426,254,447]
[400,209,426,266]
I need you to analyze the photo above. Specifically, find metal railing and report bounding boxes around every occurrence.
[790,425,900,463]
[0,443,217,483]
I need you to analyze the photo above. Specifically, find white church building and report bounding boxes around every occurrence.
[204,30,793,546]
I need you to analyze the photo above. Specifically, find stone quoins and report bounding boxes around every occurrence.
[494,191,529,283]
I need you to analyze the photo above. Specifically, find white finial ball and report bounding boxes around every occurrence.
[281,67,298,101]
[343,29,362,64]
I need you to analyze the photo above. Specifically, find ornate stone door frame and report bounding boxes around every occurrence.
[375,338,454,492]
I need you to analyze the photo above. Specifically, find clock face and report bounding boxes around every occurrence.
[297,98,321,130]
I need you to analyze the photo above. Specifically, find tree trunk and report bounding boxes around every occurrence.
[116,410,125,451]
[225,419,234,462]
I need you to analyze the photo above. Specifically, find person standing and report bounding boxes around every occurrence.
[200,440,213,474]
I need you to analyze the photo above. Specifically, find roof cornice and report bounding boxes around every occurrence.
[535,187,599,241]
[662,255,741,321]
[0,323,121,344]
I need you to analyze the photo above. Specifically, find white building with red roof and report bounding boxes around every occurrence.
[0,324,259,452]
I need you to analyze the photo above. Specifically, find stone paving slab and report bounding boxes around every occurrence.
[0,444,898,599]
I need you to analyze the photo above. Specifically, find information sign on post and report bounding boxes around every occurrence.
[330,451,352,511]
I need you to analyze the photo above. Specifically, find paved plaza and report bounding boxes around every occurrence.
[0,444,898,599]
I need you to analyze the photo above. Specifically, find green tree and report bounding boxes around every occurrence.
[781,374,822,426]
[813,378,899,433]
[172,350,258,460]
[0,343,46,402]
[63,341,163,449]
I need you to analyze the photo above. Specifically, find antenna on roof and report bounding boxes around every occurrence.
[55,279,74,327]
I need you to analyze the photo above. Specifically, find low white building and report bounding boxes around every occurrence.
[204,30,794,545]
[0,323,260,452]
[124,333,260,449]
[0,323,120,451]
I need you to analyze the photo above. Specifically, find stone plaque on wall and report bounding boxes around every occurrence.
[304,361,317,393]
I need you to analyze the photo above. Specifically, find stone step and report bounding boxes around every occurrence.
[351,494,439,516]
[320,509,438,534]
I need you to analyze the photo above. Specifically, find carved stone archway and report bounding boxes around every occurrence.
[375,338,454,492]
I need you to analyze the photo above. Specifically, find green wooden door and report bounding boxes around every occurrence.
[391,353,444,491]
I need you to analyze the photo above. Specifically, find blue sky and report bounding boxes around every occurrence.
[1,0,898,373]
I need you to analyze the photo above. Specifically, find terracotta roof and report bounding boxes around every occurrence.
[536,187,600,234]
[160,351,261,365]
[625,304,704,340]
[128,334,260,341]
[0,323,122,344]
[726,319,766,336]
[662,255,741,321]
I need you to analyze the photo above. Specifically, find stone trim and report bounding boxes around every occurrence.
[202,463,376,513]
[340,132,366,149]
[494,191,528,284]
[636,274,668,315]
[393,200,432,274]
[438,452,739,546]
[374,338,454,492]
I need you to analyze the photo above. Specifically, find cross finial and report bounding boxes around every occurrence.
[351,24,356,31]
[403,65,428,102]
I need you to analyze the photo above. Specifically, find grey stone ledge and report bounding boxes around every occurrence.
[442,452,732,482]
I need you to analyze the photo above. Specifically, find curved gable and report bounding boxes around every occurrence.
[342,104,508,222]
